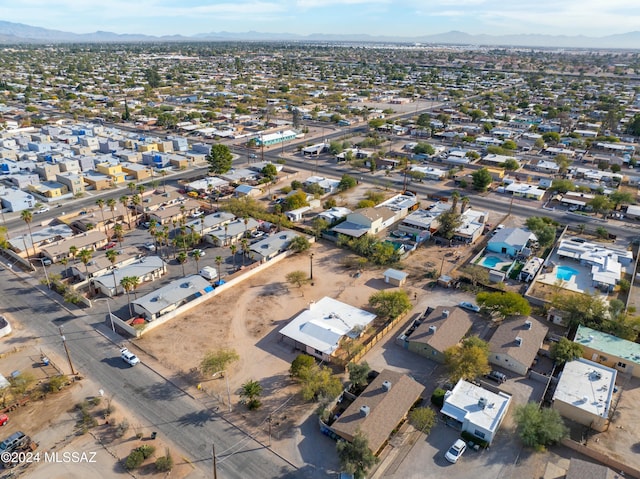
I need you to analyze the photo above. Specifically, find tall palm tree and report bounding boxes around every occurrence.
[130,194,141,224]
[105,248,119,295]
[106,198,117,230]
[461,196,470,214]
[230,244,237,270]
[69,245,78,265]
[215,255,223,283]
[160,170,168,193]
[20,210,36,260]
[200,217,205,237]
[176,252,187,277]
[77,249,93,279]
[95,198,107,235]
[113,223,124,249]
[136,184,146,196]
[192,249,202,272]
[243,216,249,239]
[241,238,249,266]
[128,182,137,195]
[60,257,69,278]
[119,195,131,229]
[451,191,460,213]
[120,276,139,317]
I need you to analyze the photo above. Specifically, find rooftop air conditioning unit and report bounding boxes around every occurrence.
[478,397,488,409]
[524,320,532,330]
[443,310,450,318]
[360,405,370,417]
[382,380,392,392]
[429,325,437,334]
[515,336,523,346]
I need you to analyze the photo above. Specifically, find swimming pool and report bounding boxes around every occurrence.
[482,256,502,268]
[556,265,579,281]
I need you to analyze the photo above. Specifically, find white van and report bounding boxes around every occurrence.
[198,266,218,281]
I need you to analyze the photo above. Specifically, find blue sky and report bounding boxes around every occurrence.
[1,0,639,37]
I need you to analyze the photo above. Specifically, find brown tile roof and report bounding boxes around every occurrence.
[331,369,425,454]
[488,317,548,370]
[408,306,474,353]
[357,206,396,222]
[565,458,618,479]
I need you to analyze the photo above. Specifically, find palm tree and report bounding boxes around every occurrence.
[95,198,107,235]
[230,244,237,269]
[77,249,93,278]
[60,257,69,278]
[20,210,36,260]
[200,217,205,237]
[119,195,131,229]
[120,276,139,317]
[215,255,223,283]
[113,224,124,249]
[105,248,119,295]
[160,170,168,193]
[136,184,146,196]
[224,224,229,247]
[106,198,117,230]
[127,182,137,195]
[461,196,470,214]
[130,194,141,224]
[69,245,78,265]
[243,216,249,239]
[192,249,203,272]
[241,238,249,266]
[176,252,187,277]
[451,191,460,213]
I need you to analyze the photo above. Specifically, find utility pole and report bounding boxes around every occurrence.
[212,444,218,479]
[310,253,314,281]
[58,326,76,375]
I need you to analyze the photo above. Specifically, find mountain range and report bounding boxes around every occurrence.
[0,21,639,49]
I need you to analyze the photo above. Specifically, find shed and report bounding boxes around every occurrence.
[488,270,506,283]
[383,268,408,286]
[437,275,453,287]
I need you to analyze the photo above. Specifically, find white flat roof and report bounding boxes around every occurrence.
[279,297,376,356]
[441,380,511,433]
[553,358,616,418]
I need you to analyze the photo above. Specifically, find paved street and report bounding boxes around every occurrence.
[0,267,298,479]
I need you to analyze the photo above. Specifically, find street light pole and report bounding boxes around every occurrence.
[213,370,232,412]
[35,257,50,289]
[58,325,76,376]
[95,298,116,333]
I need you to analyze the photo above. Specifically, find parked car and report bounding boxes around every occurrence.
[102,242,117,250]
[250,230,265,239]
[120,348,140,367]
[444,438,467,464]
[0,431,27,453]
[459,301,480,312]
[34,206,50,214]
[143,242,155,252]
[0,414,8,427]
[41,258,52,266]
[190,249,206,257]
[485,370,507,383]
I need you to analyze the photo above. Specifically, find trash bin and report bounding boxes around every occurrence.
[150,432,157,440]
[42,357,50,366]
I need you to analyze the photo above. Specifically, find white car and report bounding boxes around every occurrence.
[459,301,481,313]
[143,242,155,252]
[34,207,50,214]
[120,348,140,366]
[444,439,467,463]
[190,249,206,257]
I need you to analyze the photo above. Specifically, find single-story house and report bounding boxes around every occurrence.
[399,306,473,363]
[441,379,511,445]
[91,256,167,297]
[330,369,425,455]
[552,358,616,432]
[331,207,397,239]
[382,269,408,286]
[249,231,300,261]
[488,317,548,376]
[487,228,537,258]
[279,297,377,362]
[574,325,640,378]
[132,274,214,321]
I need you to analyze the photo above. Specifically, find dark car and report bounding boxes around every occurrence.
[485,370,507,383]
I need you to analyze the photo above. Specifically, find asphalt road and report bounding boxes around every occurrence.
[0,268,297,479]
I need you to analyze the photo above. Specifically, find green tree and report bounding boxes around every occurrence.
[338,174,357,191]
[336,431,378,479]
[476,291,532,318]
[206,144,233,174]
[525,216,558,247]
[514,402,568,451]
[542,132,560,145]
[200,349,239,376]
[548,179,575,194]
[311,217,330,238]
[286,270,311,289]
[290,354,316,379]
[554,154,571,174]
[471,168,492,191]
[413,142,435,155]
[502,158,520,170]
[77,248,93,278]
[347,361,371,388]
[288,236,311,253]
[409,407,436,435]
[437,209,463,240]
[549,338,584,366]
[240,379,263,410]
[281,190,309,212]
[609,190,634,209]
[444,336,491,383]
[295,362,342,401]
[502,140,517,151]
[261,163,278,181]
[587,195,613,218]
[368,290,412,320]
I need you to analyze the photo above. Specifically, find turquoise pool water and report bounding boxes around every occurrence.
[482,256,502,268]
[556,265,579,281]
